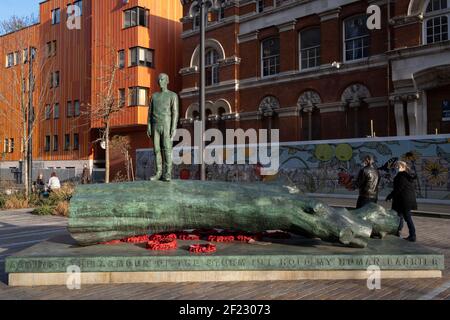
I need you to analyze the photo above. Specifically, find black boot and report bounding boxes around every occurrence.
[404,236,416,242]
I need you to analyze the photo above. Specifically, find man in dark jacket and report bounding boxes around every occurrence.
[386,161,417,242]
[355,155,380,209]
[81,164,91,185]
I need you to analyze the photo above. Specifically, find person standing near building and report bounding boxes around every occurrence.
[47,172,61,193]
[81,164,91,184]
[386,161,417,242]
[355,155,380,208]
[34,173,45,196]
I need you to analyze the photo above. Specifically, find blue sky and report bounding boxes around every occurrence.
[0,0,41,22]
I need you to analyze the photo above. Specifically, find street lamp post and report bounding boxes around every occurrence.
[188,0,229,181]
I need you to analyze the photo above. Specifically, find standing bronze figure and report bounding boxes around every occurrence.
[147,73,179,182]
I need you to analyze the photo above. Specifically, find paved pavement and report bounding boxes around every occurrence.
[0,209,449,300]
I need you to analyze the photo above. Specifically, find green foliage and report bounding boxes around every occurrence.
[32,205,55,216]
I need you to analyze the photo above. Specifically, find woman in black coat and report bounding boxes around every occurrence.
[386,161,417,242]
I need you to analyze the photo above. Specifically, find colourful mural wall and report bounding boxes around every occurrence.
[136,135,450,201]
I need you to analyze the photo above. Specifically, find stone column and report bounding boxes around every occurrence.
[393,100,405,136]
[406,93,420,136]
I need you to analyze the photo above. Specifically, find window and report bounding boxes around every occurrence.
[424,0,449,44]
[52,41,56,56]
[67,101,73,117]
[427,0,448,12]
[4,138,9,153]
[118,89,126,107]
[53,135,59,151]
[47,42,52,57]
[257,0,264,13]
[10,138,14,153]
[23,48,29,63]
[73,133,79,150]
[205,49,219,86]
[426,16,449,43]
[300,28,321,70]
[124,7,148,28]
[14,51,21,65]
[74,100,80,116]
[64,134,71,150]
[47,41,56,57]
[74,0,82,16]
[344,15,370,61]
[45,136,51,152]
[129,47,154,67]
[55,71,60,87]
[52,8,61,24]
[129,87,149,106]
[6,53,14,67]
[118,50,125,69]
[261,38,280,77]
[51,71,60,88]
[54,103,60,119]
[45,105,51,119]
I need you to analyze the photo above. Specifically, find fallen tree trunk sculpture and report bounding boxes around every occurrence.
[68,180,399,248]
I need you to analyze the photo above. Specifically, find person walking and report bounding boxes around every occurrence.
[386,161,417,242]
[47,172,61,193]
[355,155,380,208]
[81,164,91,184]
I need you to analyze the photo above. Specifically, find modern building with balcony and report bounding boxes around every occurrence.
[0,0,182,180]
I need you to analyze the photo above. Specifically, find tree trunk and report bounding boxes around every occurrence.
[105,122,110,184]
[68,180,400,247]
[23,134,29,197]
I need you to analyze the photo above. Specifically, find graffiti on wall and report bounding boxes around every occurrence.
[136,135,450,200]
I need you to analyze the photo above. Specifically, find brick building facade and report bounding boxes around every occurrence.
[179,0,450,142]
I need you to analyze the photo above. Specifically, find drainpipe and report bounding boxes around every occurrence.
[387,0,392,136]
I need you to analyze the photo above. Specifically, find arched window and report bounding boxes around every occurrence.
[261,38,280,77]
[299,28,321,70]
[424,0,449,44]
[344,15,369,61]
[205,49,220,86]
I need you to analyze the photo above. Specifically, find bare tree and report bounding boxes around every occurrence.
[0,15,55,197]
[110,135,133,182]
[79,44,127,184]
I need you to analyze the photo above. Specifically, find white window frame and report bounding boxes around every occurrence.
[52,8,61,25]
[423,0,450,44]
[257,0,264,13]
[261,38,280,78]
[53,103,60,119]
[205,49,220,86]
[129,87,149,106]
[74,100,80,116]
[299,28,321,71]
[343,15,370,63]
[129,47,154,68]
